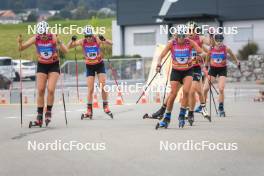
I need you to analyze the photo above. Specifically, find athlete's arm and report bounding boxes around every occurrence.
[189,39,204,54]
[67,38,82,49]
[227,47,240,65]
[97,35,113,45]
[18,35,35,51]
[156,40,172,72]
[54,34,68,53]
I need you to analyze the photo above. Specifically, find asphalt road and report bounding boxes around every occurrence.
[0,82,263,176]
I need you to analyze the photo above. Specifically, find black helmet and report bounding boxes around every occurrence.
[214,34,224,42]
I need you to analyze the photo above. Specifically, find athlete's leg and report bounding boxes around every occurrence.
[218,76,226,112]
[46,72,60,109]
[98,73,107,101]
[87,76,95,103]
[37,73,48,113]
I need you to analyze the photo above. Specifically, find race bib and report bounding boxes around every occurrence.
[85,46,98,59]
[38,46,53,59]
[211,53,225,64]
[174,50,190,64]
[191,49,197,58]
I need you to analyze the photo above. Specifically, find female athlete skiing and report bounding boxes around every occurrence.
[17,21,68,127]
[67,25,113,119]
[155,24,206,129]
[203,34,240,117]
[185,21,211,125]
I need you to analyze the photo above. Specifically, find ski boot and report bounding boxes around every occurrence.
[143,106,166,120]
[184,107,189,120]
[81,106,93,120]
[29,114,43,128]
[103,104,113,119]
[194,105,202,113]
[155,113,171,130]
[45,111,52,127]
[187,111,194,126]
[201,105,211,122]
[218,103,226,117]
[178,108,186,128]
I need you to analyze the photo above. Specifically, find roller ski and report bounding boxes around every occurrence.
[103,104,113,119]
[178,116,185,128]
[201,106,211,122]
[44,111,52,127]
[81,106,93,120]
[155,113,171,130]
[143,106,165,120]
[29,114,43,128]
[187,111,194,126]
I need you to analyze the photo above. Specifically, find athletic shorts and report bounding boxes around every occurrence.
[208,66,227,77]
[170,68,193,84]
[86,62,106,77]
[37,61,60,74]
[192,66,202,82]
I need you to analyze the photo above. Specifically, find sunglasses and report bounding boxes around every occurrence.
[85,34,93,38]
[178,34,186,38]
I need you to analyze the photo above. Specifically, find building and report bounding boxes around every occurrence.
[0,10,22,24]
[112,0,264,58]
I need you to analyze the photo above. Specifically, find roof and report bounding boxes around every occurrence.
[117,0,264,26]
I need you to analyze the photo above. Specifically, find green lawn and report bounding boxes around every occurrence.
[0,17,113,60]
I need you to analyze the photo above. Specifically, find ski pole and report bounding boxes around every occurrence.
[208,76,218,115]
[72,36,80,102]
[136,53,170,104]
[57,37,68,126]
[107,58,124,102]
[18,34,23,127]
[162,60,172,104]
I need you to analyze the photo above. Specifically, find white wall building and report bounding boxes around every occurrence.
[113,0,264,58]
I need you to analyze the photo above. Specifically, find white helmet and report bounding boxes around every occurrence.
[83,25,93,36]
[36,21,49,34]
[177,24,187,36]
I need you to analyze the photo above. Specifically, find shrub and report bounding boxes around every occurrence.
[238,42,259,60]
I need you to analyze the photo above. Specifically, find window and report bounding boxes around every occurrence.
[134,32,156,46]
[22,62,35,66]
[0,58,11,66]
[234,27,253,42]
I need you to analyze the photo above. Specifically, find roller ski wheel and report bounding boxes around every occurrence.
[219,110,226,117]
[187,115,194,126]
[178,117,185,128]
[81,113,92,120]
[45,111,51,127]
[204,114,211,122]
[29,114,43,128]
[143,113,163,120]
[28,120,43,128]
[105,111,114,119]
[155,118,170,130]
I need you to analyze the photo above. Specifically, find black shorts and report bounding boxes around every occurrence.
[86,61,106,77]
[170,68,193,84]
[209,66,227,77]
[37,61,60,74]
[192,66,202,82]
